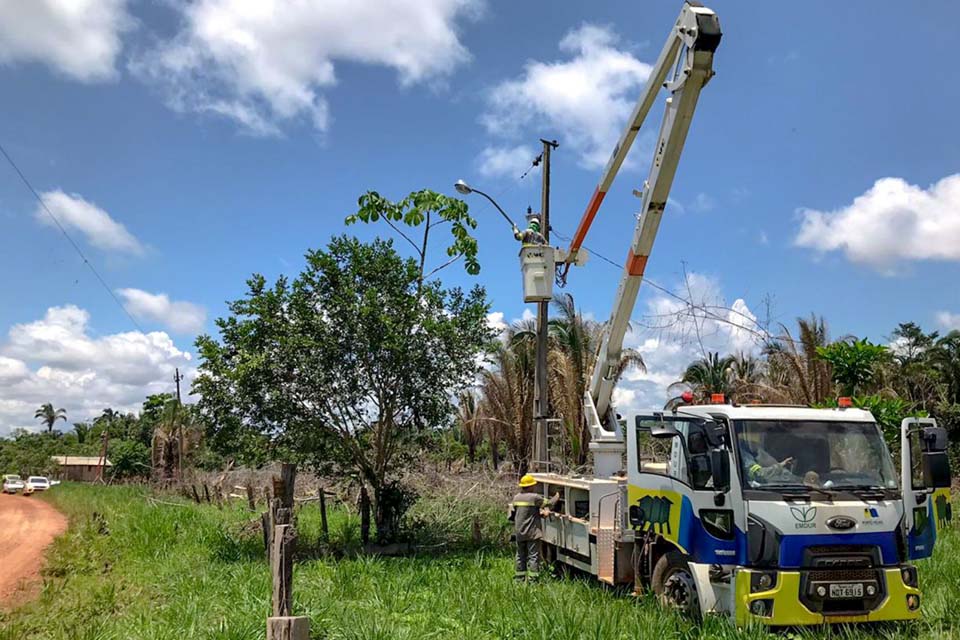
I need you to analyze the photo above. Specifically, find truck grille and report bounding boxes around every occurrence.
[808,568,876,582]
[799,545,886,615]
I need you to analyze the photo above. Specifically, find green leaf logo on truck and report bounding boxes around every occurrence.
[790,505,817,529]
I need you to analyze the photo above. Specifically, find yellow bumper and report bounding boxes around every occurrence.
[734,568,921,626]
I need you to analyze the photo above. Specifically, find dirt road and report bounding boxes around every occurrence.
[0,494,67,608]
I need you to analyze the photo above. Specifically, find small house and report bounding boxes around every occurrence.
[51,456,112,482]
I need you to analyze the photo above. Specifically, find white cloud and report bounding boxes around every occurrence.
[132,0,480,135]
[0,0,132,82]
[485,311,507,334]
[477,145,536,179]
[795,174,960,271]
[481,24,652,168]
[36,190,143,255]
[689,192,715,213]
[936,311,960,332]
[0,305,195,435]
[117,288,207,334]
[613,273,763,415]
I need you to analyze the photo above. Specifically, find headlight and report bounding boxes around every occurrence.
[750,571,777,593]
[901,566,918,588]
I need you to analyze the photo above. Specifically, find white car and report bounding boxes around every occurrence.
[2,474,24,494]
[24,476,51,495]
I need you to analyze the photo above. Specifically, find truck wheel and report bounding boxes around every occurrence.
[651,551,700,619]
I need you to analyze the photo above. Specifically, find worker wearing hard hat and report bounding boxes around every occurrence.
[513,210,546,245]
[739,431,795,484]
[508,474,560,581]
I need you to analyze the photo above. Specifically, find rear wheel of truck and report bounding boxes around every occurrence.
[651,551,700,619]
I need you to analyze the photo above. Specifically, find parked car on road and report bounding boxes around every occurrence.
[2,474,24,494]
[23,476,51,495]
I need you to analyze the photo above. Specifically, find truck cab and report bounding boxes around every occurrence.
[627,403,952,625]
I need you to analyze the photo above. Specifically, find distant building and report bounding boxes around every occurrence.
[51,456,112,482]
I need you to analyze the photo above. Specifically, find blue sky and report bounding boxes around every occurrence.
[0,1,958,433]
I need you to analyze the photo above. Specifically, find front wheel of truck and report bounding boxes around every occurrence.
[652,551,700,620]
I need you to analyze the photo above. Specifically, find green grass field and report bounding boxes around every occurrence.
[2,483,960,640]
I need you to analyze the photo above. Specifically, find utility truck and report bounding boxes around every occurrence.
[523,1,953,626]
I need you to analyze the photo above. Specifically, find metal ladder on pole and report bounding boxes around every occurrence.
[532,417,565,473]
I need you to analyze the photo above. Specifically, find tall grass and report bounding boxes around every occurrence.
[1,484,958,639]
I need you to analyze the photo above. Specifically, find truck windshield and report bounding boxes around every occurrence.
[734,420,898,492]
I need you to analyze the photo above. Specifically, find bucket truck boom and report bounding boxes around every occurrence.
[563,1,721,476]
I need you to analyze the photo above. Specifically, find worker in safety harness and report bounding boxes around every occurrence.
[739,430,795,484]
[508,474,559,580]
[513,210,546,245]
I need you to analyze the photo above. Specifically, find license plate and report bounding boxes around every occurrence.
[829,583,864,599]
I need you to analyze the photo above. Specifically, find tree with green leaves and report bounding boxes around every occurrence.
[34,403,66,433]
[816,338,889,396]
[194,235,494,542]
[346,189,480,289]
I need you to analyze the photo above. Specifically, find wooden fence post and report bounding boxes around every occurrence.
[359,486,371,545]
[266,464,309,640]
[267,523,309,639]
[271,524,295,617]
[318,488,328,539]
[246,484,256,512]
[203,483,211,503]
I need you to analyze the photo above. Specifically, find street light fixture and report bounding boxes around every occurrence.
[453,179,517,229]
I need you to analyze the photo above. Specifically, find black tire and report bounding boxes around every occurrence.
[651,551,701,620]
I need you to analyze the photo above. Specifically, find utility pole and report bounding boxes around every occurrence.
[533,138,558,472]
[174,367,184,482]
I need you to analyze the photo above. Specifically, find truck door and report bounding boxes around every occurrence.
[629,415,746,565]
[900,417,952,560]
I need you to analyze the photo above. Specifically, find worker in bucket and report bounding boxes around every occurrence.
[508,474,559,581]
[513,209,546,245]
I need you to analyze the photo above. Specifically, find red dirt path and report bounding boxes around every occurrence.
[0,494,67,609]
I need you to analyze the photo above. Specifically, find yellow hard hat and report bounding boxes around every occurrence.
[518,474,537,488]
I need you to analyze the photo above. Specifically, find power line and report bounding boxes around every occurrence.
[552,226,711,307]
[0,140,144,332]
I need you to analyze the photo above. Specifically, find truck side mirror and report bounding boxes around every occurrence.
[711,449,731,493]
[922,451,951,488]
[922,426,948,452]
[650,423,680,440]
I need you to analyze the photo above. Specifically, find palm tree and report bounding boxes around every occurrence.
[728,353,766,402]
[34,403,67,433]
[152,398,197,481]
[476,295,645,471]
[681,352,736,401]
[479,326,537,474]
[548,293,644,465]
[72,422,91,444]
[931,330,960,405]
[764,314,834,405]
[455,389,484,463]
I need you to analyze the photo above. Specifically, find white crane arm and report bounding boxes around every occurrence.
[581,3,722,465]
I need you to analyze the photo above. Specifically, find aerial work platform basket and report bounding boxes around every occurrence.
[519,245,554,302]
